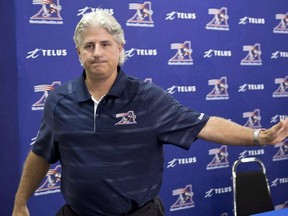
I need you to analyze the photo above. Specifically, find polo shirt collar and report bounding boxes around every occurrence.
[75,67,128,102]
[107,66,128,98]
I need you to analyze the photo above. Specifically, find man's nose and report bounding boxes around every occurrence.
[93,45,102,57]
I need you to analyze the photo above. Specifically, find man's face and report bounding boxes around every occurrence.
[77,26,123,80]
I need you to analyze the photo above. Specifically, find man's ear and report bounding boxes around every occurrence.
[76,48,83,66]
[76,47,81,56]
[119,44,124,52]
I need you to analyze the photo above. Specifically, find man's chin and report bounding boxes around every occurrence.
[89,66,105,73]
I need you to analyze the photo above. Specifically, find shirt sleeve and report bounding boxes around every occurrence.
[31,92,60,164]
[142,83,210,149]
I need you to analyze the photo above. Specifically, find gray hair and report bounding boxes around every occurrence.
[73,10,126,65]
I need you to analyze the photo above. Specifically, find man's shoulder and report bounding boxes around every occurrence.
[126,75,165,97]
[46,77,80,106]
[52,77,79,95]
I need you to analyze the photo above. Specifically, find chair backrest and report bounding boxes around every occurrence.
[232,157,274,216]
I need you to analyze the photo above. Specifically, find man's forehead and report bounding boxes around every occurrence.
[82,27,115,42]
[83,39,113,44]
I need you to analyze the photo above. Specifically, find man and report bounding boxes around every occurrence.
[13,11,288,216]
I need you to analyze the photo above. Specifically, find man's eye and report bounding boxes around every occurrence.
[85,44,94,49]
[102,43,110,47]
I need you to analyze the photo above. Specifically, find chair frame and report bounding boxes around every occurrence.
[232,157,273,216]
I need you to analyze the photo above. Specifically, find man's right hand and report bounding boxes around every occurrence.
[12,151,50,216]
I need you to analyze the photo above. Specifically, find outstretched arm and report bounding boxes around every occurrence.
[13,151,50,216]
[197,116,288,146]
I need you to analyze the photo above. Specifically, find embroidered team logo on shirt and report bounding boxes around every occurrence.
[115,111,137,125]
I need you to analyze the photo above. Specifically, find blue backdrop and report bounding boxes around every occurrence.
[5,0,288,215]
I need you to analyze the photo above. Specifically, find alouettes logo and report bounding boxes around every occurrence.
[206,7,229,31]
[115,111,137,125]
[206,77,229,100]
[273,13,288,34]
[242,109,262,128]
[34,165,61,196]
[240,43,262,66]
[273,138,288,161]
[206,145,229,170]
[272,76,288,98]
[32,81,61,111]
[170,185,195,211]
[126,1,154,27]
[30,0,63,24]
[168,41,193,65]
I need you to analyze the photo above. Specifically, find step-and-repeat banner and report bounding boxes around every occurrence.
[16,1,287,215]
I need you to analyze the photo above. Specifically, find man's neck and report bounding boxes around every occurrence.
[85,71,117,100]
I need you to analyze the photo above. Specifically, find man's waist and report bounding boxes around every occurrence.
[61,197,163,216]
[121,196,164,216]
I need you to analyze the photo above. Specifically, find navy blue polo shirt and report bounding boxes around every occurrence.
[32,67,210,216]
